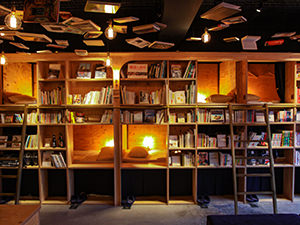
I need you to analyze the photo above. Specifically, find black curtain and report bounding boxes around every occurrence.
[275,63,285,103]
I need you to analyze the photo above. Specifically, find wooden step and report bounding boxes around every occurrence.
[237,173,271,177]
[0,158,19,161]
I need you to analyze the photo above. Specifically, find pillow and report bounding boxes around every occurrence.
[206,94,233,103]
[4,92,36,104]
[247,94,260,101]
[97,146,114,161]
[128,146,149,158]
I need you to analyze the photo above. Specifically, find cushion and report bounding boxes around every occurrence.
[206,94,233,103]
[4,92,36,104]
[97,146,114,161]
[127,146,149,158]
[247,94,260,101]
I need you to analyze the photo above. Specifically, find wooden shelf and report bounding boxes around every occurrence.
[120,104,165,109]
[120,78,166,82]
[40,167,66,169]
[39,123,66,126]
[67,122,112,126]
[169,166,195,169]
[66,104,113,109]
[169,123,196,126]
[121,163,167,169]
[0,123,23,127]
[38,105,66,108]
[197,122,229,125]
[67,78,113,82]
[169,147,195,150]
[39,79,65,82]
[68,163,114,169]
[168,104,197,108]
[40,147,66,151]
[197,147,231,150]
[198,165,232,169]
[133,196,167,205]
[169,78,196,81]
[168,196,195,204]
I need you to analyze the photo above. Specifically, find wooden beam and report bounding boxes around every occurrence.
[236,60,248,103]
[285,61,296,103]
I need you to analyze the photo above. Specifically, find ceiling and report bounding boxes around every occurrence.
[1,0,300,53]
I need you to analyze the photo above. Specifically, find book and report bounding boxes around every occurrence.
[171,64,182,78]
[11,135,21,148]
[95,64,106,78]
[17,32,52,43]
[113,16,139,23]
[70,20,101,33]
[200,2,241,21]
[127,63,148,78]
[144,110,155,123]
[169,135,178,148]
[42,151,54,167]
[133,23,160,34]
[125,37,150,49]
[0,136,8,147]
[210,110,224,122]
[198,152,209,166]
[221,16,247,25]
[133,111,143,123]
[148,41,175,50]
[241,36,261,50]
[209,152,219,166]
[48,64,61,79]
[83,39,105,46]
[77,63,91,79]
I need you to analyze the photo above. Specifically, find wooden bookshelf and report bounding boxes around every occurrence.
[1,52,300,205]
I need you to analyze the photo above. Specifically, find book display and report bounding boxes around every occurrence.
[1,53,300,206]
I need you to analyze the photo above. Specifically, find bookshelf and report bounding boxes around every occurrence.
[1,52,300,205]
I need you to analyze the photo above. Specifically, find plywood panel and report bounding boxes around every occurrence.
[127,125,168,150]
[73,125,113,151]
[219,61,236,95]
[197,63,218,99]
[236,61,248,103]
[285,61,296,103]
[248,63,280,102]
[3,63,32,96]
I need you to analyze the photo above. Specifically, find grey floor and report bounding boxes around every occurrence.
[40,196,300,225]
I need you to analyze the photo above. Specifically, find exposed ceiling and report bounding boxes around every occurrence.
[1,0,300,53]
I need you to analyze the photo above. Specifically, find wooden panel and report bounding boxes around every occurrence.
[248,63,280,102]
[283,167,294,201]
[236,61,248,103]
[0,66,2,104]
[219,61,236,95]
[285,61,296,103]
[73,125,113,151]
[0,205,40,225]
[127,124,168,150]
[3,63,32,96]
[197,63,219,99]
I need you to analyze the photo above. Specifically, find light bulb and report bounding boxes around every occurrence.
[104,5,114,13]
[0,54,7,65]
[5,10,22,30]
[106,56,111,66]
[105,24,117,40]
[201,28,211,43]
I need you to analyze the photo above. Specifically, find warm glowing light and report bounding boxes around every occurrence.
[113,69,120,89]
[104,5,114,13]
[186,37,202,41]
[201,28,211,43]
[105,23,116,40]
[0,54,7,65]
[143,136,154,150]
[106,139,114,147]
[106,56,111,66]
[5,9,22,30]
[197,93,207,103]
[0,33,4,36]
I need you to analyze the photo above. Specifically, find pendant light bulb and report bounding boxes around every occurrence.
[104,22,116,40]
[106,53,111,66]
[5,6,22,30]
[0,53,7,65]
[201,28,211,43]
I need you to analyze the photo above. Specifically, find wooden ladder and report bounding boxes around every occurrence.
[0,105,28,204]
[229,104,277,215]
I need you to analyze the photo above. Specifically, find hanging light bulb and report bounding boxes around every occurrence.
[104,21,116,40]
[0,53,7,65]
[106,52,111,66]
[201,28,211,44]
[5,6,22,30]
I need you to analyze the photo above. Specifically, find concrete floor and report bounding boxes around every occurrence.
[40,196,300,225]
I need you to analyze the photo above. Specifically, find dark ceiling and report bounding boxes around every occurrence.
[1,0,300,53]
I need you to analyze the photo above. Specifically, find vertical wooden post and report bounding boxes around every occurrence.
[285,61,296,103]
[0,65,3,104]
[113,68,121,206]
[236,60,248,103]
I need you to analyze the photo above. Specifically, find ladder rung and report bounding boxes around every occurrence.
[0,175,17,179]
[0,193,15,196]
[237,191,273,195]
[237,173,272,177]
